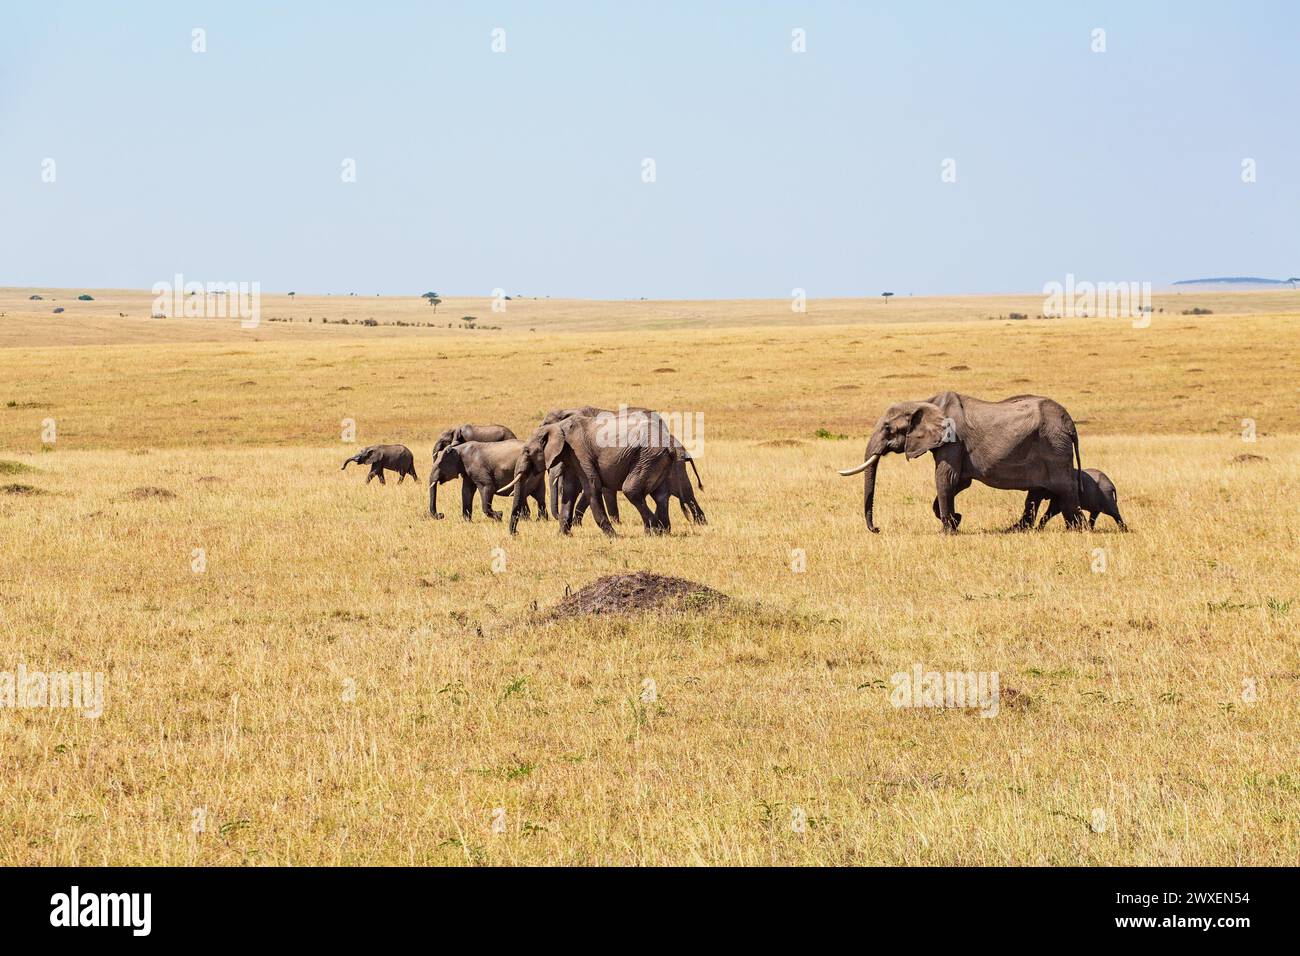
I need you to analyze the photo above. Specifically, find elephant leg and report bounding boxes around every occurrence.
[1014,490,1043,531]
[532,484,548,520]
[480,483,502,521]
[933,460,963,534]
[550,472,562,520]
[558,484,577,535]
[1111,502,1128,531]
[603,488,621,524]
[652,486,672,533]
[1053,478,1083,529]
[627,494,658,533]
[572,491,589,526]
[1088,512,1098,529]
[460,476,475,520]
[365,466,377,485]
[1038,498,1061,528]
[582,475,616,537]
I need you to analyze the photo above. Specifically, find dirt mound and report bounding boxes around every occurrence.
[1230,454,1268,464]
[543,572,727,620]
[756,438,805,448]
[123,486,176,500]
[1000,685,1031,710]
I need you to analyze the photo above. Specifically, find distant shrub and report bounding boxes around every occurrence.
[1008,312,1029,320]
[78,294,94,301]
[1181,307,1213,315]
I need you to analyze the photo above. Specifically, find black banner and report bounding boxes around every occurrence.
[0,867,1279,941]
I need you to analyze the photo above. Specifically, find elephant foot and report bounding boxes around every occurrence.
[432,512,445,520]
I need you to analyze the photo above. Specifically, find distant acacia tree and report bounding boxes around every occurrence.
[882,292,894,304]
[288,291,296,300]
[422,291,443,312]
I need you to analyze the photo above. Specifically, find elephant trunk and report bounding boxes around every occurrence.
[863,456,881,533]
[859,431,886,533]
[429,474,442,518]
[508,468,529,535]
[550,471,562,519]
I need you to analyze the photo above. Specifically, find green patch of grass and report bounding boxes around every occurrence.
[2,483,47,496]
[0,460,37,475]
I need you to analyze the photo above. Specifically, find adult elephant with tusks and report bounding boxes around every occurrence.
[538,406,705,525]
[428,439,547,521]
[837,391,1083,533]
[503,414,676,537]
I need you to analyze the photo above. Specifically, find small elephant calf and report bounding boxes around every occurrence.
[1026,468,1127,530]
[341,444,418,485]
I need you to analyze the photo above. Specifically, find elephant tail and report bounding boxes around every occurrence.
[687,456,703,491]
[1073,432,1083,503]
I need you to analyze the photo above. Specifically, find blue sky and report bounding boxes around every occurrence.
[1,1,1296,297]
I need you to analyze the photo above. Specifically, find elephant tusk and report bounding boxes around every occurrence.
[837,454,878,477]
[497,476,520,495]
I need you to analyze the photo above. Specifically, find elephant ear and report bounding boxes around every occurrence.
[542,424,568,471]
[362,446,383,464]
[453,425,469,444]
[904,404,951,459]
[436,445,460,473]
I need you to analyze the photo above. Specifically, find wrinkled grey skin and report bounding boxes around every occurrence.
[341,444,417,485]
[838,391,1083,534]
[428,439,546,521]
[1026,468,1127,531]
[539,406,705,525]
[431,423,517,458]
[507,415,675,537]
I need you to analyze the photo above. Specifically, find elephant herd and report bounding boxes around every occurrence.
[346,407,706,537]
[341,391,1127,536]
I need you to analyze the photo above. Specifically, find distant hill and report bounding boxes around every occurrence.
[1173,276,1299,289]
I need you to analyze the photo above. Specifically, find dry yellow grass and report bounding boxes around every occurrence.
[0,290,1296,865]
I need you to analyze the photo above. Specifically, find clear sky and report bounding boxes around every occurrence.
[2,1,1296,298]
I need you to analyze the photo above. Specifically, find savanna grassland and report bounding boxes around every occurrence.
[1,288,1297,865]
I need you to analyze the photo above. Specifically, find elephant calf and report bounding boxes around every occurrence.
[1026,468,1127,531]
[429,439,547,521]
[341,444,417,485]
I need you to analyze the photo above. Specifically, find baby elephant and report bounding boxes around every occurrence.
[1027,468,1127,530]
[341,444,418,485]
